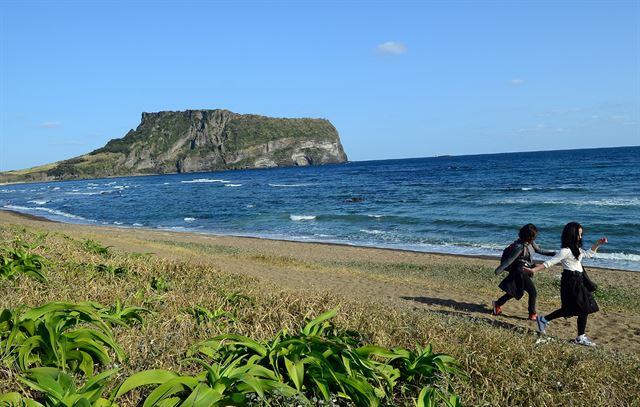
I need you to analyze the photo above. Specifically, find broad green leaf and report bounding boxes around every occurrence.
[113,369,179,399]
[283,356,304,391]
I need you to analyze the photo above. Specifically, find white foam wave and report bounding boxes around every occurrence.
[246,204,255,208]
[65,191,113,196]
[367,214,384,218]
[290,215,316,221]
[225,184,242,187]
[268,183,310,187]
[133,223,143,227]
[52,187,60,190]
[521,187,532,191]
[4,205,85,220]
[113,221,123,225]
[28,200,50,205]
[542,198,640,207]
[594,252,640,262]
[181,178,231,184]
[0,189,17,193]
[184,217,196,222]
[360,229,386,235]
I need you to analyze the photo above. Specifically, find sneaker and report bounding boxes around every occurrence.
[575,335,596,347]
[528,313,538,321]
[492,301,502,316]
[536,315,548,334]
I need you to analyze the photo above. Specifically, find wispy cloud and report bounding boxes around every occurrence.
[377,41,407,55]
[510,79,525,86]
[38,121,63,128]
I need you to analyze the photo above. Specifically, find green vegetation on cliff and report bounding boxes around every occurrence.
[0,110,348,184]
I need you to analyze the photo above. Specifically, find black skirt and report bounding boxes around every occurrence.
[498,262,530,300]
[560,269,599,316]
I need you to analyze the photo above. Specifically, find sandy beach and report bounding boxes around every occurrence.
[2,209,638,354]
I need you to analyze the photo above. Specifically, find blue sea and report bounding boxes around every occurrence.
[2,147,639,271]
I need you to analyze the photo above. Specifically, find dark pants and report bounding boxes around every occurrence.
[496,273,537,315]
[545,309,588,336]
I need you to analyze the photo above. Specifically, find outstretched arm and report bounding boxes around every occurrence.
[531,241,555,256]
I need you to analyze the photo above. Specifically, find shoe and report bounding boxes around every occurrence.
[575,335,596,347]
[528,313,538,321]
[492,301,502,316]
[536,315,548,334]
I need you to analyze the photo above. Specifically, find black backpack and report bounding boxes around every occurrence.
[500,241,521,272]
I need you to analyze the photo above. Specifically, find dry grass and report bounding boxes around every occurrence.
[1,224,639,406]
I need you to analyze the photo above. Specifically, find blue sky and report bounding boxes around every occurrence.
[1,0,639,171]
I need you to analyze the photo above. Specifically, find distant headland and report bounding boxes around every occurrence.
[0,109,348,183]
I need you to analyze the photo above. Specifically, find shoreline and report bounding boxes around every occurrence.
[0,208,633,274]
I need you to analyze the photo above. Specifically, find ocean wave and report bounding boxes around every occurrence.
[490,197,640,207]
[359,229,386,235]
[542,198,640,207]
[0,189,17,193]
[290,215,316,221]
[65,191,115,196]
[28,200,50,205]
[225,184,242,187]
[181,178,231,184]
[500,185,586,193]
[184,217,196,222]
[113,221,123,225]
[268,183,311,187]
[592,252,640,262]
[4,205,85,220]
[133,223,144,227]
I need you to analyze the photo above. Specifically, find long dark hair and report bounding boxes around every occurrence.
[561,222,583,260]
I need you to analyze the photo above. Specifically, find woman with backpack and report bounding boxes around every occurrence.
[492,224,556,320]
[524,222,607,347]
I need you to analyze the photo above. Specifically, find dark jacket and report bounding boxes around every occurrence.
[496,240,555,299]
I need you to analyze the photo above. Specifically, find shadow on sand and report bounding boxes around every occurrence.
[401,296,536,333]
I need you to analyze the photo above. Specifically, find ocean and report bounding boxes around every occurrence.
[2,146,639,271]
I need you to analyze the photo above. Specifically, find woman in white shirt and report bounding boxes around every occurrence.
[524,222,607,347]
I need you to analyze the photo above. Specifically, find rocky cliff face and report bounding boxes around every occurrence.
[0,110,348,183]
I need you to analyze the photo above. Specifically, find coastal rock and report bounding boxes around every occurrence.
[0,109,348,183]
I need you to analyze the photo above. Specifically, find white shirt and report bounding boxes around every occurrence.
[543,247,596,272]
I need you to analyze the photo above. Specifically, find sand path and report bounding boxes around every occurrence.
[2,210,639,354]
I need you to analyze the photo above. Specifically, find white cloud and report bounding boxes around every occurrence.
[377,41,407,55]
[510,79,525,85]
[38,121,62,128]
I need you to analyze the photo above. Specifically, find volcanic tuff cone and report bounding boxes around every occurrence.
[1,109,348,183]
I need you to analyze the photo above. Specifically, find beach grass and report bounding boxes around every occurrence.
[1,220,639,406]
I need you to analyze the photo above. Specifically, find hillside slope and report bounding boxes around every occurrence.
[1,109,348,183]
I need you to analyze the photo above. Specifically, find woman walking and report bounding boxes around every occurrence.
[492,224,555,320]
[524,222,607,346]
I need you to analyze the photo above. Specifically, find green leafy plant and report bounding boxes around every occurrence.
[13,367,119,407]
[113,359,296,406]
[0,302,125,376]
[150,276,169,293]
[95,264,127,277]
[188,308,462,406]
[100,298,149,327]
[84,240,110,256]
[184,305,235,326]
[0,243,48,282]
